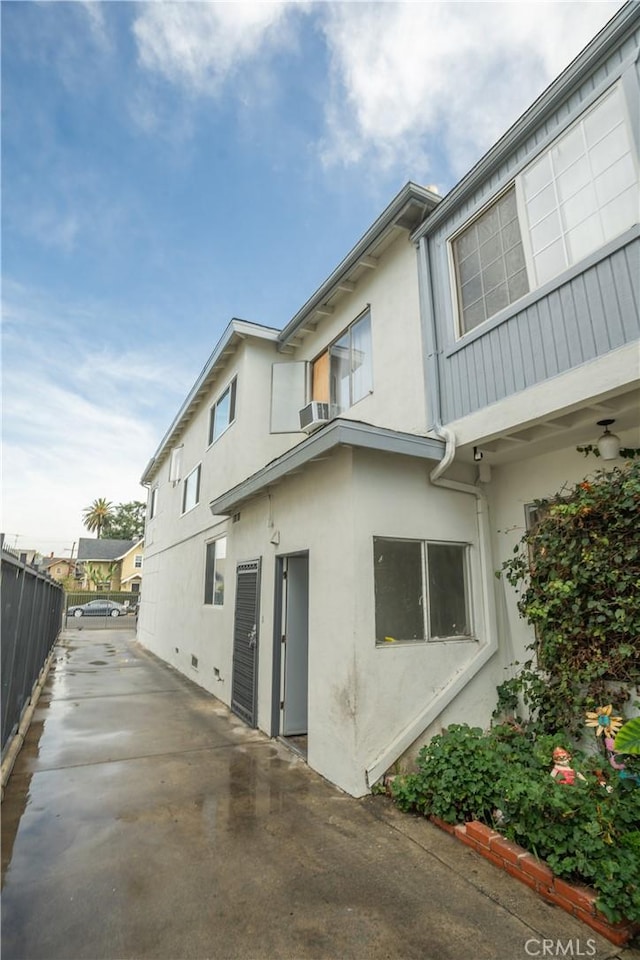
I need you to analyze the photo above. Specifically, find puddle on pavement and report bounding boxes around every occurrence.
[2,629,319,898]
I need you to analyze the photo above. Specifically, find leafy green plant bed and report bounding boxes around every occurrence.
[390,723,640,925]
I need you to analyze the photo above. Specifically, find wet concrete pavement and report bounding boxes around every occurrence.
[2,629,637,960]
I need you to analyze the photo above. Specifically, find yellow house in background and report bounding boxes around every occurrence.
[118,539,144,594]
[43,557,78,583]
[76,538,143,592]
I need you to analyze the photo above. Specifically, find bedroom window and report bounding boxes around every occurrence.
[209,378,237,445]
[312,310,373,411]
[182,464,201,514]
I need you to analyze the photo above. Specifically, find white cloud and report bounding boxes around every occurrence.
[318,1,625,184]
[128,1,623,189]
[78,1,112,53]
[133,1,298,96]
[1,283,195,557]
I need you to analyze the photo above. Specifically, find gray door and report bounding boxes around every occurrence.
[282,555,309,736]
[231,559,261,727]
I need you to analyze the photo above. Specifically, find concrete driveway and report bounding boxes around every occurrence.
[1,629,635,960]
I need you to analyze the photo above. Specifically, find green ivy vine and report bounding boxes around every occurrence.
[497,460,640,737]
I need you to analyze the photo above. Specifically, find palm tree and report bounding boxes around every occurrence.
[82,498,114,538]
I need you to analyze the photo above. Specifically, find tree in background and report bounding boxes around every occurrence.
[84,562,118,590]
[82,498,114,538]
[102,501,146,541]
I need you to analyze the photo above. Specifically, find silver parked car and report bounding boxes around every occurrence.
[67,600,128,618]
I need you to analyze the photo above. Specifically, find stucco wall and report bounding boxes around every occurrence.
[289,232,427,435]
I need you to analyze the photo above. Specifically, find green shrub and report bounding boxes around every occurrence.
[390,723,640,923]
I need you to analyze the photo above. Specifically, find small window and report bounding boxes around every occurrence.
[149,487,158,519]
[134,554,143,569]
[209,379,237,445]
[204,536,227,606]
[182,464,201,514]
[312,310,373,412]
[373,537,471,643]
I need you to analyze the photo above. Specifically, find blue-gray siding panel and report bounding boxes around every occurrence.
[439,238,640,423]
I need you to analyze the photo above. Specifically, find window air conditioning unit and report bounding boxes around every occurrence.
[299,401,330,433]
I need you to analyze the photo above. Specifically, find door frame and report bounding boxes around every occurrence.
[270,551,309,738]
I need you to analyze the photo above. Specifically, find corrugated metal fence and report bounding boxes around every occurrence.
[1,545,64,755]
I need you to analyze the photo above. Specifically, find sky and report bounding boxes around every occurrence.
[2,0,625,559]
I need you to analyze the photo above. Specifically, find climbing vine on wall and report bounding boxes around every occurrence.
[498,461,640,736]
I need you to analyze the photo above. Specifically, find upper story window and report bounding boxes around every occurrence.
[149,487,158,519]
[208,378,237,445]
[453,189,529,334]
[452,83,638,336]
[312,310,372,412]
[182,464,201,514]
[134,554,143,569]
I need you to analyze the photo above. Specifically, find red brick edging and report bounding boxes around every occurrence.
[430,816,639,947]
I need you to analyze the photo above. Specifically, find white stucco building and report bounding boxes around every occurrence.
[139,4,640,797]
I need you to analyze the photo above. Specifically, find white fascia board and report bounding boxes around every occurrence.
[278,183,440,348]
[141,320,280,485]
[210,419,445,515]
[412,2,640,242]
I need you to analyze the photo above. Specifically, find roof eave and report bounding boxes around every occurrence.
[209,419,445,516]
[141,319,280,485]
[278,182,440,347]
[114,538,145,561]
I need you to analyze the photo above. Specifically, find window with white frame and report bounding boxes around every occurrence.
[373,537,472,643]
[134,554,143,569]
[182,464,201,514]
[452,83,638,335]
[204,536,227,605]
[208,378,237,445]
[149,487,158,519]
[311,310,373,412]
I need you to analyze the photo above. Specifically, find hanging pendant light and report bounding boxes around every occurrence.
[596,419,620,460]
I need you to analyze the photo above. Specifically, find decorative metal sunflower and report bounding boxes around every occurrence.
[585,704,623,738]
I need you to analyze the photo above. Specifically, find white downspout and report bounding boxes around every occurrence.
[366,242,499,789]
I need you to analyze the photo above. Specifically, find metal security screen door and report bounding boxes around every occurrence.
[231,559,261,726]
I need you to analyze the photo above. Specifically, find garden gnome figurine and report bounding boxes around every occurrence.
[550,747,585,785]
